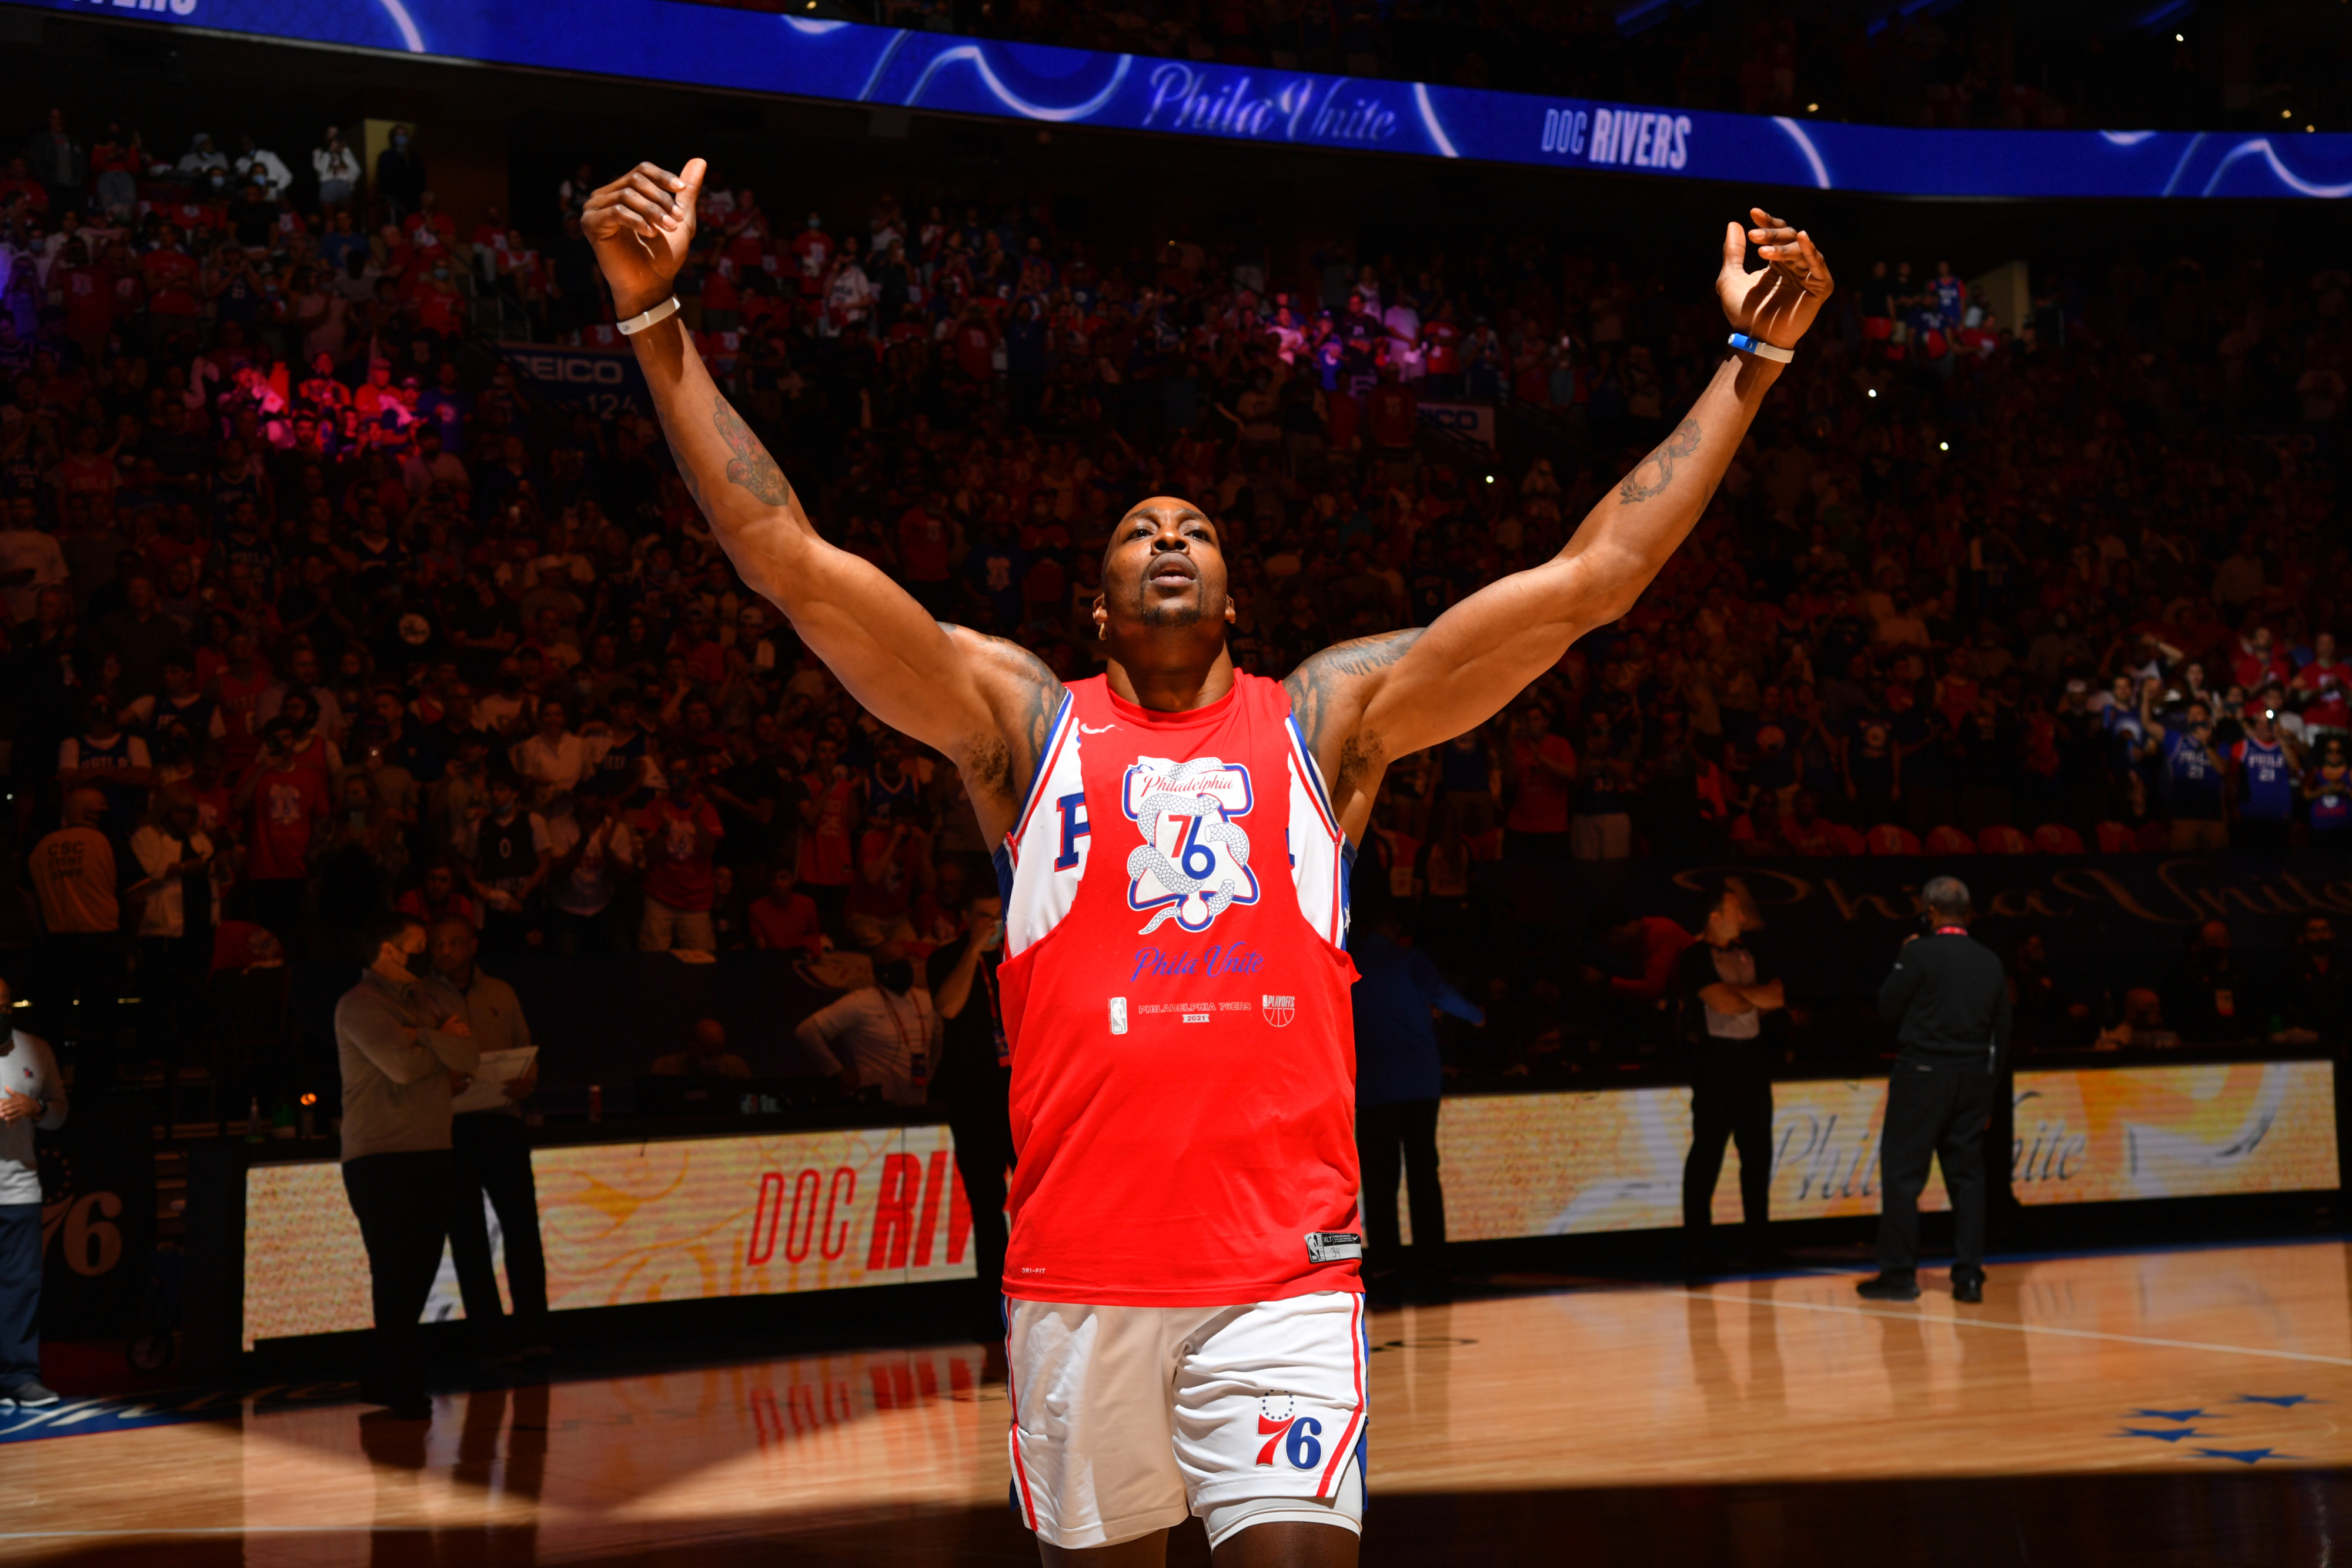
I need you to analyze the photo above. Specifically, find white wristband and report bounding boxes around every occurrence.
[1727,331,1793,363]
[617,296,682,336]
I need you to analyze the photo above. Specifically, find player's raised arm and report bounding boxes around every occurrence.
[1287,209,1832,833]
[582,159,1058,835]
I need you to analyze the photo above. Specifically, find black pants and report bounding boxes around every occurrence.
[1684,1045,1774,1245]
[447,1114,549,1345]
[947,1103,1011,1323]
[1875,1058,1994,1276]
[0,1202,40,1390]
[342,1150,456,1398]
[1358,1098,1446,1273]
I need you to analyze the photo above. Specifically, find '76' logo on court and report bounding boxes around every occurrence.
[1122,756,1258,935]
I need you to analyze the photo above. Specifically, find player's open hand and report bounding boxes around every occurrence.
[1716,207,1832,350]
[582,157,707,319]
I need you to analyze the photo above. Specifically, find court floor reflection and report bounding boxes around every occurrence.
[7,1241,2350,1564]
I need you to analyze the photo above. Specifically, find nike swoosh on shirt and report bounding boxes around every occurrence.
[1079,723,1118,734]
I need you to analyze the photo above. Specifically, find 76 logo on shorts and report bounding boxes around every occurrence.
[1254,1395,1323,1469]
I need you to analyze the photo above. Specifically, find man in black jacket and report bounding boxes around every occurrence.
[1860,876,2011,1304]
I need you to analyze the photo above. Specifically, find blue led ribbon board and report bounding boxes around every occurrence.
[15,0,2350,198]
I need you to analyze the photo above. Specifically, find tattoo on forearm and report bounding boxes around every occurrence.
[1618,417,1702,504]
[714,397,794,509]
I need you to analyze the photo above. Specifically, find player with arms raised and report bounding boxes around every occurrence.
[584,159,1830,1567]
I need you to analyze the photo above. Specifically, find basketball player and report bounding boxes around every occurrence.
[584,159,1831,1566]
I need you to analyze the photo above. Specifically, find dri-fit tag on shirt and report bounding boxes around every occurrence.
[1305,1232,1363,1263]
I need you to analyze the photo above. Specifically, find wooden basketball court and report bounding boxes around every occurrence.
[6,1241,2348,1565]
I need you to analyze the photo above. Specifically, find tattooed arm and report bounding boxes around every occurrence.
[1288,210,1831,839]
[582,158,1058,840]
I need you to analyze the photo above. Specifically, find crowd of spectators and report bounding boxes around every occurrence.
[0,99,2346,1091]
[701,0,2349,135]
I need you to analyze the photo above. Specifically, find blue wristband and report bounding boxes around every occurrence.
[1728,332,1794,363]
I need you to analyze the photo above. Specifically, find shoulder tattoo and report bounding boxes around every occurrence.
[944,623,1064,807]
[1285,627,1424,756]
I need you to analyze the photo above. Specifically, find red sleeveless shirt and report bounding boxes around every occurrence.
[993,673,1361,1306]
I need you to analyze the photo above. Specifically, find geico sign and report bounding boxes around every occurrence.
[516,355,626,385]
[1416,402,1495,447]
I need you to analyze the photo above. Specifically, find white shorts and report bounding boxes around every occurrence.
[1004,1290,1369,1551]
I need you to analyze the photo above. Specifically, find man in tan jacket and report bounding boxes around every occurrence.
[335,911,477,1419]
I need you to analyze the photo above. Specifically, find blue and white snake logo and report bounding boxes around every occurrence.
[1122,757,1258,934]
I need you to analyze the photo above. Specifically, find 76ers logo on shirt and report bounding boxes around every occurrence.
[1122,757,1258,934]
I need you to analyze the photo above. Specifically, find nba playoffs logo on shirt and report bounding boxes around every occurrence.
[1262,995,1297,1028]
[1122,757,1259,934]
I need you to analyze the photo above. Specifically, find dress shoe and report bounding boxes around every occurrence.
[1855,1271,1921,1302]
[1951,1270,1986,1305]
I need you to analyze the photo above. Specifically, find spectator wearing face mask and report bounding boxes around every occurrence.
[795,943,937,1105]
[376,125,426,222]
[230,132,292,200]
